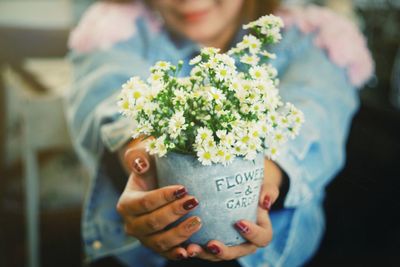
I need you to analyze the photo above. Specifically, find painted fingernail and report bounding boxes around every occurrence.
[177,253,185,260]
[183,198,199,210]
[174,187,188,199]
[234,221,250,234]
[186,217,201,231]
[207,244,221,255]
[133,157,149,173]
[263,195,272,210]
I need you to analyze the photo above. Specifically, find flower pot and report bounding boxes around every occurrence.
[155,152,264,246]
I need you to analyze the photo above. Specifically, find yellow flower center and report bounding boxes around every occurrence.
[133,91,141,99]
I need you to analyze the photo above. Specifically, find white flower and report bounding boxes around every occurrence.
[246,35,262,54]
[201,141,216,156]
[154,61,171,70]
[196,127,213,144]
[189,55,202,65]
[233,144,245,156]
[250,102,266,114]
[249,66,268,80]
[207,87,226,104]
[122,77,143,90]
[236,131,252,148]
[272,130,287,144]
[240,54,260,66]
[264,145,279,160]
[118,14,303,166]
[197,148,214,165]
[173,89,188,105]
[215,65,231,82]
[244,149,258,160]
[130,86,145,101]
[147,135,168,157]
[216,54,236,68]
[148,71,163,84]
[200,60,216,70]
[201,47,220,56]
[260,50,276,59]
[265,64,278,79]
[222,151,234,165]
[118,97,130,115]
[143,102,157,116]
[190,65,203,77]
[214,146,227,163]
[132,121,153,138]
[168,111,187,139]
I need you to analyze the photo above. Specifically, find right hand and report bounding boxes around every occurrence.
[116,138,202,260]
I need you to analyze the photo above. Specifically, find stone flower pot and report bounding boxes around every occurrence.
[155,152,264,246]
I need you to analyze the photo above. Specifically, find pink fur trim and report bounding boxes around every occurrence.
[68,1,161,53]
[277,5,374,87]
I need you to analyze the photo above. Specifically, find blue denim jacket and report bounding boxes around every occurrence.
[66,11,359,267]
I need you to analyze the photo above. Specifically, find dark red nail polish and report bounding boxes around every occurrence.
[177,253,185,260]
[183,198,199,210]
[263,195,272,210]
[207,244,221,255]
[174,187,188,199]
[234,221,250,234]
[133,157,148,173]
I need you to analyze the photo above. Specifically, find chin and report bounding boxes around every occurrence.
[183,27,220,46]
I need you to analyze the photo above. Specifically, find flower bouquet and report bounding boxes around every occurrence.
[118,15,304,246]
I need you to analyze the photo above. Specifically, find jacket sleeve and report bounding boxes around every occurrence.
[273,29,360,207]
[65,47,151,166]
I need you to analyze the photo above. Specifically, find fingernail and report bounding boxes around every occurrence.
[133,157,149,174]
[234,221,250,234]
[207,244,221,255]
[183,198,199,210]
[174,187,188,199]
[177,253,185,260]
[189,251,197,257]
[186,217,201,231]
[263,195,272,210]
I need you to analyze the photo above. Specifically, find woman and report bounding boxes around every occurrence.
[67,0,373,266]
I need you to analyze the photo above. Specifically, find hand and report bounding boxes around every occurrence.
[116,138,203,260]
[184,159,282,261]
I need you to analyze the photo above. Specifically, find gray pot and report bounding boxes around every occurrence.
[155,152,264,247]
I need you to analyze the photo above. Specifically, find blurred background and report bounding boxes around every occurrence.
[0,0,399,267]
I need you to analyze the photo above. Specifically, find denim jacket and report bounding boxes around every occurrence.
[66,5,360,267]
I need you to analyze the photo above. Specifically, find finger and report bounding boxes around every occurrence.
[160,246,188,261]
[144,216,202,253]
[124,137,157,190]
[126,157,157,192]
[131,152,151,175]
[234,213,273,248]
[187,243,221,262]
[258,181,279,211]
[117,185,188,216]
[205,240,257,261]
[186,243,202,258]
[124,137,153,172]
[127,195,199,236]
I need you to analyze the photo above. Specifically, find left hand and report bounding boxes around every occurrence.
[185,159,282,261]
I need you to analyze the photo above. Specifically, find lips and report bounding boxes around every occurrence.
[181,9,210,23]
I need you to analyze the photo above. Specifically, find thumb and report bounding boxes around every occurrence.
[124,137,158,190]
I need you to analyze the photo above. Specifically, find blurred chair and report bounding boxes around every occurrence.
[2,60,72,267]
[0,2,73,266]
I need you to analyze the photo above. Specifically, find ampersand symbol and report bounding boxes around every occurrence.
[245,185,253,196]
